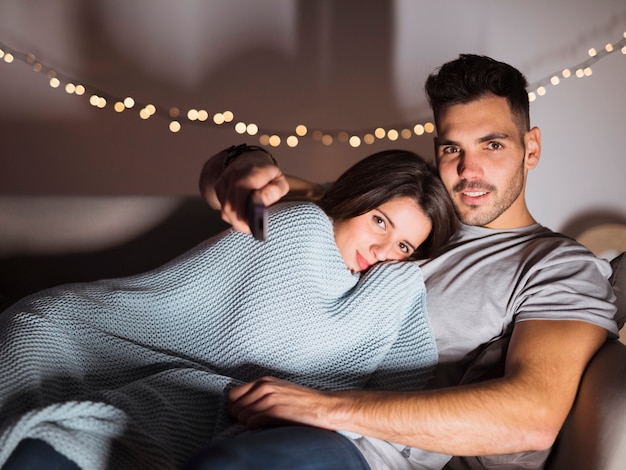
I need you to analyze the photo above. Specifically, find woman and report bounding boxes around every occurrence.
[0,147,456,470]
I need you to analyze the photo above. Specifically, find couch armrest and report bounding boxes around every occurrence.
[547,339,626,470]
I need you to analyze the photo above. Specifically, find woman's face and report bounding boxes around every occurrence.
[333,197,433,273]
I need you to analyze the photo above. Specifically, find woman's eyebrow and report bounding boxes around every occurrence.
[403,240,418,252]
[378,209,394,228]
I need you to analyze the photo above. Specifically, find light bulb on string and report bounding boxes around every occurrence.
[235,122,247,134]
[187,109,199,121]
[349,136,361,147]
[269,135,281,147]
[0,30,624,148]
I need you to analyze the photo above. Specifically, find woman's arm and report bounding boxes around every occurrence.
[199,149,324,233]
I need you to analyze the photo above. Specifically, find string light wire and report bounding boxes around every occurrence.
[1,33,625,148]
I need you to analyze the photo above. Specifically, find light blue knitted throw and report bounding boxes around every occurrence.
[0,202,436,469]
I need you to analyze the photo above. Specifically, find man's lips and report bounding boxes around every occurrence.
[355,251,372,272]
[454,182,494,202]
[462,190,489,199]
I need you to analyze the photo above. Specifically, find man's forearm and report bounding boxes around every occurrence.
[323,320,607,455]
[325,378,551,455]
[229,321,606,456]
[229,375,546,455]
[198,150,226,210]
[279,175,325,202]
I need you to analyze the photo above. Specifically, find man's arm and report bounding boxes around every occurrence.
[228,319,607,455]
[199,149,324,233]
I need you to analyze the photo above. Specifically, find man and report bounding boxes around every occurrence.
[190,55,618,469]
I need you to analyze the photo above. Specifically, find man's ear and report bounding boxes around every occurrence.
[524,127,541,170]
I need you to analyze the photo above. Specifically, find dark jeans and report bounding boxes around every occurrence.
[3,427,370,470]
[3,439,79,470]
[184,426,371,470]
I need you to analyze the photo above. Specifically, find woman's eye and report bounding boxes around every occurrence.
[373,215,386,229]
[398,242,409,254]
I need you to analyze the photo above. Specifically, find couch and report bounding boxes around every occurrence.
[1,196,624,469]
[547,252,626,470]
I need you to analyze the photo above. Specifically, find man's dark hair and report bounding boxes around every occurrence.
[425,54,530,140]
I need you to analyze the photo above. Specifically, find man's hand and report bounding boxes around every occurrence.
[226,321,608,456]
[199,149,289,234]
[228,376,339,430]
[199,147,325,234]
[215,159,288,233]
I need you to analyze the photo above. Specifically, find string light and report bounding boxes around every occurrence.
[525,32,625,105]
[1,32,625,148]
[349,136,361,147]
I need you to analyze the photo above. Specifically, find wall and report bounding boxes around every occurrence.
[1,0,626,301]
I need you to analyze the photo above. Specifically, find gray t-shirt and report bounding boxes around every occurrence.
[421,222,618,390]
[352,222,618,470]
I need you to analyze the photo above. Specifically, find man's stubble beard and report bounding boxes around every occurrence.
[454,165,525,227]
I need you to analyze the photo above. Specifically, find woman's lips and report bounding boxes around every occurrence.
[355,251,371,272]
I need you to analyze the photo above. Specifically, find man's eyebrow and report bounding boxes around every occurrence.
[478,132,509,143]
[377,209,417,252]
[437,133,510,147]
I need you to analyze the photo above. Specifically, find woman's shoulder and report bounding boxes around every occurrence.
[268,201,330,226]
[265,202,336,249]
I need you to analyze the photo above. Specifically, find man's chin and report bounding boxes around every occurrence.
[458,209,495,227]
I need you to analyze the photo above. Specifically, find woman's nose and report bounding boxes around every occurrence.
[372,242,392,261]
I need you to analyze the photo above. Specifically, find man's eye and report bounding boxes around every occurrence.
[442,146,459,155]
[487,142,503,150]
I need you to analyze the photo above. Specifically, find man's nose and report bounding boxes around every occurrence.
[457,150,482,178]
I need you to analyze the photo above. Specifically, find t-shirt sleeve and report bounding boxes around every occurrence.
[514,248,619,338]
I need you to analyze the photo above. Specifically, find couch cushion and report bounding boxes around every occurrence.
[610,252,626,330]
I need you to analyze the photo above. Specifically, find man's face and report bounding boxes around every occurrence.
[434,94,539,229]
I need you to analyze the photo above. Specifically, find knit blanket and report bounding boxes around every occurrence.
[0,201,436,469]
